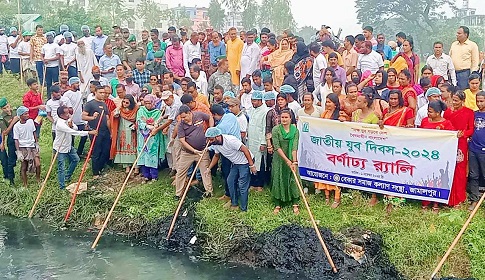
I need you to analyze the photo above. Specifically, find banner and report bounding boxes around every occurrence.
[297,116,458,203]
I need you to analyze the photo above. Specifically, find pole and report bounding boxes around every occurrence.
[291,169,338,273]
[17,0,23,85]
[91,134,152,249]
[63,110,105,222]
[166,142,210,240]
[430,191,485,279]
[40,64,47,99]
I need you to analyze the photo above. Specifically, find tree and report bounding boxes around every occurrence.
[89,0,134,27]
[241,1,259,30]
[260,0,295,33]
[298,26,318,44]
[207,0,226,31]
[136,0,165,29]
[41,6,111,34]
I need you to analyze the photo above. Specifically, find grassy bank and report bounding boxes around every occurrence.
[0,74,484,279]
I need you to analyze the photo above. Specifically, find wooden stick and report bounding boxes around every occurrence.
[17,0,23,85]
[91,134,152,249]
[40,64,47,99]
[29,96,85,218]
[291,169,338,273]
[430,192,485,279]
[64,110,105,222]
[166,142,210,240]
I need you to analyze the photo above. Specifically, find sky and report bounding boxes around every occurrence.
[169,0,485,36]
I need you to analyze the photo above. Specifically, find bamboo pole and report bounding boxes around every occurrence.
[40,64,47,98]
[64,110,105,222]
[91,134,152,249]
[291,169,338,273]
[17,0,23,85]
[29,96,85,218]
[166,142,210,240]
[430,192,485,279]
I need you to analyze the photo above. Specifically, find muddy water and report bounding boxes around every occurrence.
[0,216,299,280]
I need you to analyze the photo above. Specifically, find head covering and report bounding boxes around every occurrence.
[81,25,90,31]
[226,97,240,106]
[160,90,173,100]
[143,94,159,106]
[263,91,276,101]
[121,28,129,33]
[59,24,69,33]
[388,41,397,49]
[0,27,5,31]
[251,90,264,100]
[69,77,80,86]
[0,98,7,108]
[115,33,122,39]
[216,55,227,63]
[374,70,388,90]
[205,127,222,138]
[63,31,73,38]
[127,34,136,42]
[46,31,55,38]
[223,91,235,98]
[112,25,120,28]
[291,41,310,63]
[9,27,17,33]
[16,106,29,117]
[154,50,165,58]
[142,84,153,94]
[280,84,295,94]
[425,87,441,98]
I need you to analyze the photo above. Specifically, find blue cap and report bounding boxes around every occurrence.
[263,91,276,101]
[63,31,73,38]
[59,24,69,33]
[9,27,17,33]
[205,127,222,138]
[223,91,235,98]
[251,90,264,100]
[69,77,80,85]
[16,106,29,117]
[279,84,295,94]
[425,87,441,97]
[81,25,90,31]
[46,31,55,37]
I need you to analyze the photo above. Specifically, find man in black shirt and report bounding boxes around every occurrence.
[82,85,110,178]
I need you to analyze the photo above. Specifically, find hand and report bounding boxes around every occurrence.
[286,160,293,168]
[92,112,99,119]
[67,120,73,128]
[193,149,204,156]
[249,165,257,175]
[236,70,240,76]
[457,130,464,138]
[150,129,158,136]
[89,129,98,136]
[259,145,266,152]
[378,120,384,130]
[204,168,212,178]
[267,146,273,154]
[162,127,169,135]
[34,142,40,152]
[290,163,297,172]
[38,105,46,111]
[16,151,24,161]
[79,75,85,84]
[0,142,4,151]
[146,124,155,131]
[12,116,20,123]
[369,73,376,80]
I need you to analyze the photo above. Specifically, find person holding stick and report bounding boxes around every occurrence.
[82,85,110,179]
[63,77,88,157]
[13,106,40,187]
[271,108,300,215]
[205,127,255,211]
[54,105,98,189]
[0,98,18,186]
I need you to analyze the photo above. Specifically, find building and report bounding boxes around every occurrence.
[223,11,243,32]
[456,0,485,28]
[170,5,210,32]
[15,14,42,32]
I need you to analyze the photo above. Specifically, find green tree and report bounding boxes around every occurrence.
[260,0,295,33]
[207,0,226,31]
[298,25,318,43]
[136,0,165,29]
[241,1,259,30]
[41,6,111,35]
[89,0,134,27]
[0,1,17,28]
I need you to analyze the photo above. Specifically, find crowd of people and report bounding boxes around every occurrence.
[0,22,484,214]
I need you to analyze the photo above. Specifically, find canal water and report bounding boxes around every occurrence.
[0,216,299,280]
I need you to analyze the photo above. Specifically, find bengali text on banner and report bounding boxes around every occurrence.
[297,116,459,204]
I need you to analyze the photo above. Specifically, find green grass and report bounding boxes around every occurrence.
[1,74,485,279]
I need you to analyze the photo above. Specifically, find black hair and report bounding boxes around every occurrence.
[56,105,69,118]
[241,77,251,85]
[331,79,342,87]
[50,85,60,93]
[180,94,194,104]
[419,77,431,87]
[214,84,224,92]
[27,78,38,87]
[400,69,412,80]
[187,81,196,89]
[395,32,406,39]
[355,34,365,42]
[136,58,145,63]
[328,52,338,60]
[326,93,341,120]
[90,80,101,86]
[267,38,277,47]
[190,65,201,72]
[345,82,358,92]
[433,41,443,47]
[345,35,355,45]
[178,104,191,114]
[323,67,336,85]
[191,58,201,65]
[210,104,225,116]
[469,73,481,81]
[441,83,455,94]
[285,61,295,74]
[388,89,404,107]
[124,94,136,110]
[263,76,273,84]
[421,65,433,74]
[150,28,159,36]
[252,69,262,77]
[451,90,466,101]
[309,42,321,54]
[321,40,335,50]
[459,26,470,37]
[428,100,447,113]
[361,87,378,108]
[363,26,373,33]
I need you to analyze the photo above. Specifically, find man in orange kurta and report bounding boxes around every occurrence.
[226,27,244,86]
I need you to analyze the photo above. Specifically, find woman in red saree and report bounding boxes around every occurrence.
[443,90,474,207]
[398,69,417,114]
[420,100,455,213]
[381,89,414,127]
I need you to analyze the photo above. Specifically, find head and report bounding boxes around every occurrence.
[388,89,404,108]
[362,26,373,39]
[189,32,198,45]
[27,78,39,91]
[421,65,433,79]
[354,34,365,49]
[309,43,321,58]
[427,100,447,119]
[115,64,125,78]
[187,82,198,97]
[35,25,44,36]
[241,78,252,93]
[332,79,343,94]
[477,91,485,111]
[321,40,335,54]
[178,104,193,123]
[344,35,355,49]
[457,26,469,42]
[284,61,295,75]
[260,32,269,45]
[228,27,237,41]
[95,85,105,100]
[245,30,255,45]
[376,33,385,45]
[359,41,372,55]
[351,69,362,84]
[387,68,398,84]
[152,40,160,51]
[50,85,61,100]
[116,84,126,99]
[420,77,432,93]
[217,57,229,72]
[212,85,224,103]
[210,104,225,121]
[395,32,406,46]
[167,26,176,35]
[95,25,103,37]
[263,76,274,92]
[104,44,113,56]
[251,92,264,108]
[328,52,339,67]
[433,41,443,57]
[149,74,159,85]
[450,90,465,110]
[325,93,341,117]
[189,65,201,80]
[180,77,190,93]
[81,25,90,37]
[425,87,442,102]
[398,70,412,87]
[252,70,262,86]
[440,83,455,100]
[122,94,136,110]
[324,67,336,84]
[171,36,181,48]
[69,77,80,91]
[0,99,11,116]
[276,93,288,109]
[280,108,292,125]
[346,83,358,100]
[469,73,481,92]
[402,39,413,53]
[163,72,174,85]
[302,93,314,109]
[46,32,54,44]
[356,89,375,110]
[240,31,246,41]
[60,72,68,83]
[102,86,111,100]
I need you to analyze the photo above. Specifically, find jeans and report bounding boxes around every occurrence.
[35,61,44,85]
[227,163,251,211]
[90,131,110,175]
[187,163,202,181]
[56,147,80,189]
[456,69,470,90]
[9,58,20,74]
[72,123,88,156]
[221,155,233,196]
[250,155,266,188]
[67,65,78,79]
[45,66,59,100]
[0,149,7,179]
[467,150,485,202]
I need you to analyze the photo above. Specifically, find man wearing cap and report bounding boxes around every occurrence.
[226,27,244,86]
[0,26,9,74]
[75,39,98,92]
[63,77,88,156]
[13,106,41,187]
[165,36,184,79]
[60,31,78,78]
[121,28,130,44]
[208,56,236,97]
[18,31,34,81]
[147,50,168,77]
[112,34,127,60]
[105,25,122,47]
[92,25,108,61]
[247,91,269,191]
[54,24,69,46]
[78,25,93,50]
[414,87,443,127]
[206,127,256,211]
[0,98,18,186]
[280,85,301,116]
[41,32,62,99]
[239,30,261,85]
[138,30,151,53]
[46,85,73,140]
[123,35,145,71]
[263,90,276,108]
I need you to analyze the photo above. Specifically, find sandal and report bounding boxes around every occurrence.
[293,205,299,215]
[273,206,281,215]
[331,201,340,209]
[432,206,440,214]
[325,198,330,205]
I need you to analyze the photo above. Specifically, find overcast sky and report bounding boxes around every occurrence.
[170,0,485,36]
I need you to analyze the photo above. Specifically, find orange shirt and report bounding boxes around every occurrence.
[30,35,47,61]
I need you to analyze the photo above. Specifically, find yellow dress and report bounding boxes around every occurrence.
[226,38,244,85]
[464,89,478,111]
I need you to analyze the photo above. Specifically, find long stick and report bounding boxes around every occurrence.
[17,0,23,85]
[29,95,85,218]
[63,110,105,222]
[40,64,47,99]
[291,169,338,273]
[166,142,210,240]
[91,134,152,249]
[430,192,485,279]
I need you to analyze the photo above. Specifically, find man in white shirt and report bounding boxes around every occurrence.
[183,32,201,77]
[414,87,442,127]
[280,84,301,116]
[46,85,73,140]
[99,44,121,79]
[41,31,62,99]
[426,41,457,86]
[239,30,261,85]
[62,77,87,156]
[357,41,384,74]
[7,27,21,75]
[0,26,9,75]
[60,32,78,78]
[54,24,69,46]
[227,97,248,143]
[205,127,256,211]
[54,105,97,189]
[309,42,327,89]
[78,25,94,50]
[17,31,34,81]
[239,77,253,111]
[189,64,208,96]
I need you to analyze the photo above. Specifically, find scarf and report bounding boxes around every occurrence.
[279,124,297,160]
[109,103,139,159]
[267,39,293,68]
